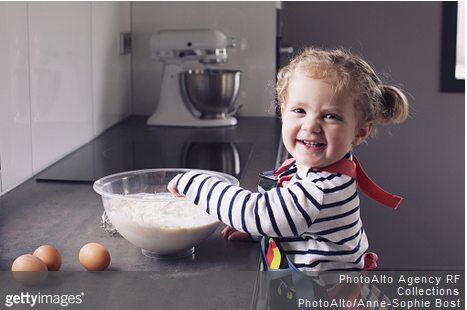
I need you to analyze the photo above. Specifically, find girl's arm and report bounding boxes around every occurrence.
[169,171,324,238]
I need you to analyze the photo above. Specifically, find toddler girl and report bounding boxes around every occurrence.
[168,46,409,272]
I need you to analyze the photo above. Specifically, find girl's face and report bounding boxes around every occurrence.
[281,73,373,172]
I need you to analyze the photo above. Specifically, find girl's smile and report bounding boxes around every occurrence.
[298,140,326,148]
[281,73,373,172]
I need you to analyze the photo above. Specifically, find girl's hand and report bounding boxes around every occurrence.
[221,226,252,242]
[167,174,185,197]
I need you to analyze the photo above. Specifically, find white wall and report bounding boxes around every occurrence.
[0,1,278,194]
[92,2,132,135]
[131,1,278,118]
[0,2,31,194]
[0,2,131,193]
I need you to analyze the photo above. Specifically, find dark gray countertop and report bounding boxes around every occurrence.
[0,116,281,309]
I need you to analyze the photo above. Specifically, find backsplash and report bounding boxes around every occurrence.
[0,2,131,194]
[0,1,278,195]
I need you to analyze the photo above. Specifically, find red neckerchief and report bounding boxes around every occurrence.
[274,155,402,209]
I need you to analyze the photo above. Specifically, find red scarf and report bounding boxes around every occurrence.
[274,155,402,209]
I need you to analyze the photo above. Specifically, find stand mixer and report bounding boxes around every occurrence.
[147,29,240,127]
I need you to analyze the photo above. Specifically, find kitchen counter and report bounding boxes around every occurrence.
[0,116,281,309]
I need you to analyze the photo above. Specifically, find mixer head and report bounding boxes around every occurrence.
[150,29,236,65]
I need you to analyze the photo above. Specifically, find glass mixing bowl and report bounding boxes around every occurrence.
[93,169,239,258]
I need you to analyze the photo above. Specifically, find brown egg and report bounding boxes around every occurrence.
[33,245,62,271]
[79,243,111,271]
[11,254,48,285]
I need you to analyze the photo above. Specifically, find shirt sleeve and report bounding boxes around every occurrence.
[176,171,324,238]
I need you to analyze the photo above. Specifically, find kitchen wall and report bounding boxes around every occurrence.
[0,1,277,195]
[0,2,131,194]
[131,1,278,117]
[281,1,465,270]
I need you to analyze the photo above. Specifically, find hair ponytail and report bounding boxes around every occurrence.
[378,85,409,125]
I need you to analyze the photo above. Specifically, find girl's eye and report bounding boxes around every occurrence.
[324,114,341,120]
[293,108,306,114]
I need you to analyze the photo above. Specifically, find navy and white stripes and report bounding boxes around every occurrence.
[176,168,368,272]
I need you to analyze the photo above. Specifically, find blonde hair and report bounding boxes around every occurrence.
[276,47,409,128]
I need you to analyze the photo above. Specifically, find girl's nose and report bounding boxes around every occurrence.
[302,116,321,133]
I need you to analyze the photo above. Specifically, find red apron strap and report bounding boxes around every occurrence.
[313,155,402,209]
[314,158,357,179]
[351,156,402,209]
[274,158,297,187]
[274,157,296,176]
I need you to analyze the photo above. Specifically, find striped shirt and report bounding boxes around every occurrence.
[176,161,368,272]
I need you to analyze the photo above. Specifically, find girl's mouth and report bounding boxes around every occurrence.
[299,140,326,148]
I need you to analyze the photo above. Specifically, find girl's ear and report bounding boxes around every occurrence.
[352,122,373,146]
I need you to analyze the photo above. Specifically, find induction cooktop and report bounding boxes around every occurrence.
[36,118,253,183]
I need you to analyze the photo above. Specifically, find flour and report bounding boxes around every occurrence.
[103,197,220,254]
[104,197,217,229]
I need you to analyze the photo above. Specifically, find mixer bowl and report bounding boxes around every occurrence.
[183,69,241,119]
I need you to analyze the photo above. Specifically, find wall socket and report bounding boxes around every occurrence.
[120,32,131,55]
